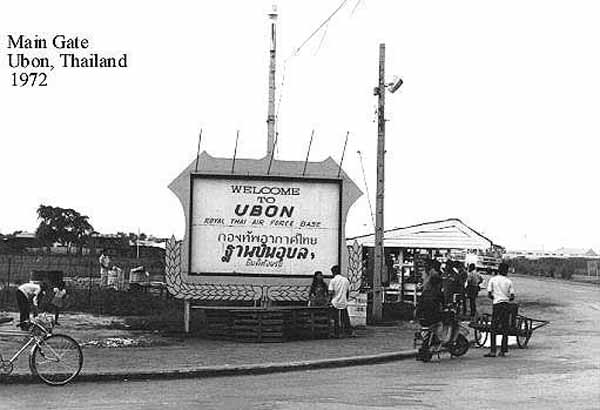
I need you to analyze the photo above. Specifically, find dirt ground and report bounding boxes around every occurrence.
[2,274,598,409]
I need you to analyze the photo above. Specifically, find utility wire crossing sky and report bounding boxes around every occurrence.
[1,0,599,252]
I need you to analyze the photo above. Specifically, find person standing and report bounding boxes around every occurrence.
[308,271,329,307]
[442,261,456,305]
[99,250,111,288]
[465,263,483,317]
[15,281,43,330]
[485,263,515,357]
[423,259,441,292]
[328,265,353,337]
[48,281,68,325]
[452,263,468,315]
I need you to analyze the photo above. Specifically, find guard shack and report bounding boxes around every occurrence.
[347,218,502,309]
[166,153,362,341]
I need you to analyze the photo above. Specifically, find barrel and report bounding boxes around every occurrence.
[129,267,148,283]
[348,293,368,327]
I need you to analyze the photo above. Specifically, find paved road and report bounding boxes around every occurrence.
[2,276,599,410]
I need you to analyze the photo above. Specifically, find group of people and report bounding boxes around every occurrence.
[307,265,355,338]
[432,260,484,317]
[15,279,68,329]
[418,259,516,357]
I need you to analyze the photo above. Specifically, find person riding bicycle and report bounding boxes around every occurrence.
[415,274,444,327]
[415,275,445,358]
[415,274,458,356]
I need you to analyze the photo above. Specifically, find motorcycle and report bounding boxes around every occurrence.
[414,304,470,362]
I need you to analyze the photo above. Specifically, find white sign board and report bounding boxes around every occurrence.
[189,176,341,278]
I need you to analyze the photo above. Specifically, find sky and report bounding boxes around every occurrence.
[0,0,599,252]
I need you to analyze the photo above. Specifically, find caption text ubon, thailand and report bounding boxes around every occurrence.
[4,34,128,87]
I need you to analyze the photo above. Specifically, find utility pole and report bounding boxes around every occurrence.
[266,5,278,159]
[372,43,386,323]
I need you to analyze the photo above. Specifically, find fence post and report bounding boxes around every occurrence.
[87,255,93,308]
[6,257,12,303]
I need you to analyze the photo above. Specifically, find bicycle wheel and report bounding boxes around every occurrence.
[29,334,83,386]
[448,334,470,357]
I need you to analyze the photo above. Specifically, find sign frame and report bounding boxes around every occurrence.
[187,173,343,278]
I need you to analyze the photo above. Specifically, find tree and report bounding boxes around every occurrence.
[35,205,95,254]
[121,232,148,244]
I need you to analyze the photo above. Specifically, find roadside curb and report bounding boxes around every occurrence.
[3,349,417,385]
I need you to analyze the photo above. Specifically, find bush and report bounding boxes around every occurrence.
[0,285,182,317]
[66,287,182,316]
[507,257,587,280]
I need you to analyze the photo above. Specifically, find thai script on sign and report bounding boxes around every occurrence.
[217,231,318,246]
[221,244,315,263]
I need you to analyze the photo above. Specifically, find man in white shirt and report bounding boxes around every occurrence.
[485,263,515,357]
[16,281,43,329]
[328,265,353,337]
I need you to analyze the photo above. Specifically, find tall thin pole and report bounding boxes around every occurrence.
[231,130,240,174]
[372,43,386,323]
[266,6,278,159]
[194,129,203,172]
[6,257,11,303]
[337,131,349,178]
[267,131,279,175]
[87,255,93,307]
[302,130,315,176]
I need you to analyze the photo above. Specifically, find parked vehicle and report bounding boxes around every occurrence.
[414,304,470,362]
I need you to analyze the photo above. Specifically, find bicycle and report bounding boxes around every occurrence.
[0,313,83,386]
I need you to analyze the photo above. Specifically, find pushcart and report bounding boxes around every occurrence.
[469,304,549,348]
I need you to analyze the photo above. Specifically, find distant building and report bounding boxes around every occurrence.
[555,247,598,258]
[89,233,165,258]
[347,218,503,298]
[0,231,40,252]
[505,247,599,259]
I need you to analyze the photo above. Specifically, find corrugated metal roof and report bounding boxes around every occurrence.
[347,218,495,250]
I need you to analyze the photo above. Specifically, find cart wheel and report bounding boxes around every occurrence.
[474,328,488,347]
[516,318,532,348]
[473,315,490,347]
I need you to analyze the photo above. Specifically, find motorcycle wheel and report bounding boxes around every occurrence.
[448,334,469,357]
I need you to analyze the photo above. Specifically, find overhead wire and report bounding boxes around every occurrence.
[357,150,376,230]
[293,0,351,57]
[351,0,363,16]
[314,22,330,55]
[274,0,358,134]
